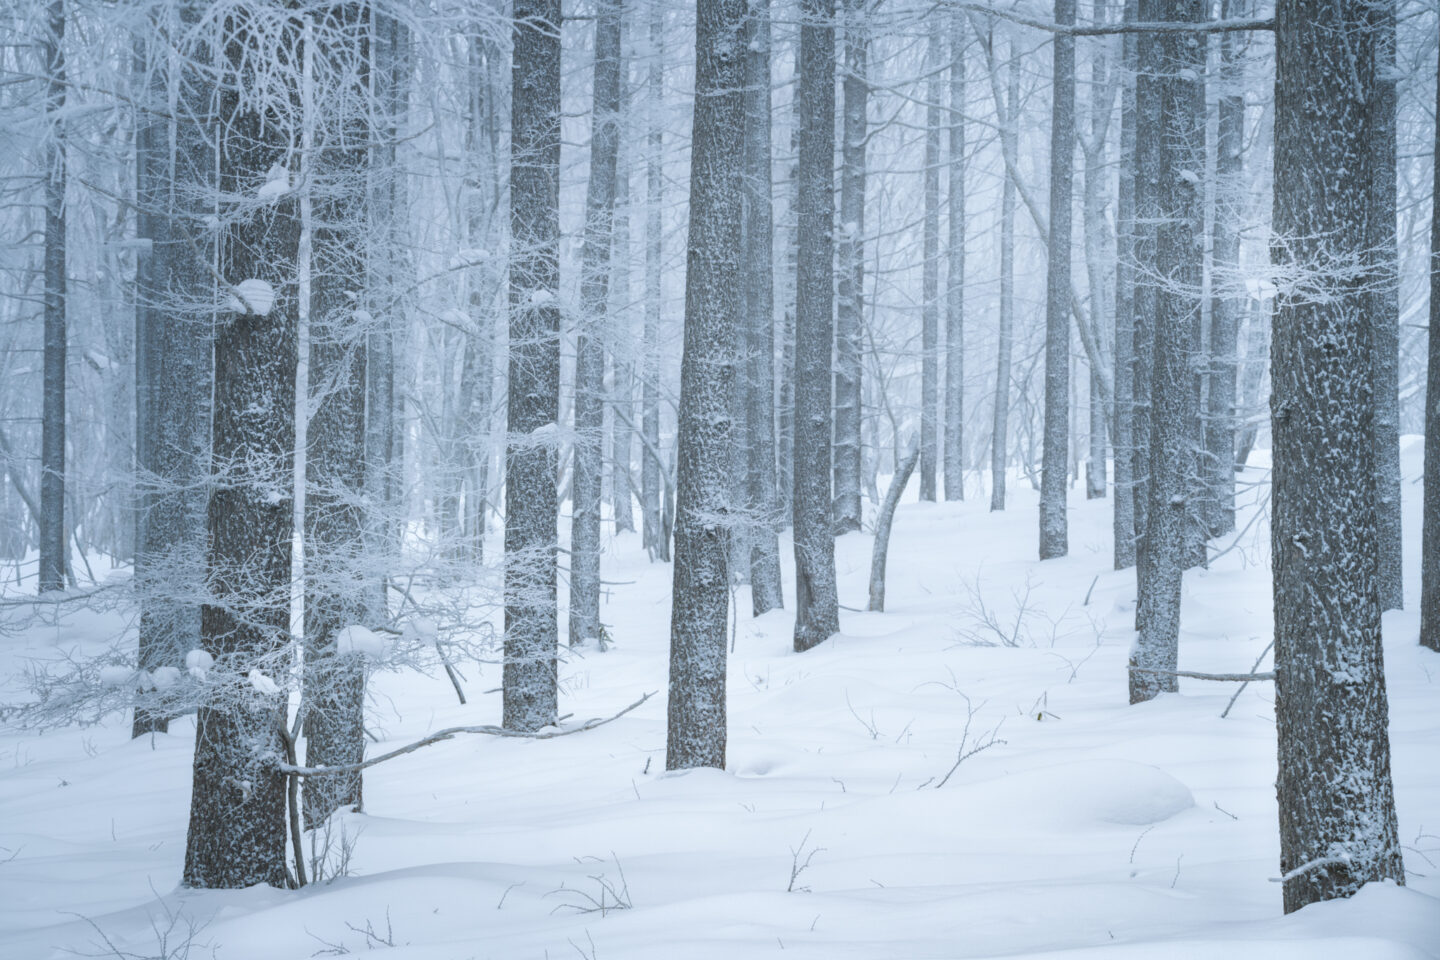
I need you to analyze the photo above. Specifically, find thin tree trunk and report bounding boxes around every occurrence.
[39,0,66,594]
[990,37,1017,513]
[792,0,840,652]
[944,15,965,502]
[505,0,562,730]
[1039,0,1074,560]
[1421,27,1440,652]
[610,96,636,537]
[666,0,746,771]
[1082,0,1112,503]
[832,0,866,532]
[1129,0,1204,703]
[183,9,301,888]
[641,3,665,560]
[1271,0,1405,911]
[1370,0,1402,612]
[869,442,919,612]
[746,0,784,614]
[133,6,213,738]
[569,0,622,649]
[920,27,940,503]
[1234,298,1268,468]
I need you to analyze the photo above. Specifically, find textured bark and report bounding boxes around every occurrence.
[990,43,1017,513]
[303,2,371,826]
[1271,0,1405,911]
[39,0,66,594]
[920,28,941,503]
[666,0,746,771]
[1129,0,1204,704]
[133,6,213,737]
[1112,7,1136,563]
[832,0,866,532]
[1205,0,1244,538]
[868,442,919,612]
[1370,1,1402,612]
[944,16,965,502]
[1039,0,1074,560]
[641,3,666,560]
[611,114,635,537]
[1129,13,1158,626]
[505,0,562,731]
[792,0,840,652]
[1234,299,1269,468]
[745,0,784,614]
[1423,33,1440,653]
[183,8,301,888]
[570,0,621,649]
[1081,1,1111,504]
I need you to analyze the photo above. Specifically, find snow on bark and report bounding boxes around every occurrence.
[1111,3,1136,569]
[990,43,1018,513]
[39,0,66,595]
[1423,17,1440,654]
[832,0,866,531]
[921,26,941,504]
[641,3,667,562]
[944,14,966,503]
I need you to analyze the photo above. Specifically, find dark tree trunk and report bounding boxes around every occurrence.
[920,27,940,504]
[641,3,666,561]
[1423,18,1440,653]
[1271,0,1405,912]
[570,0,622,649]
[1205,0,1245,538]
[183,8,301,889]
[39,0,66,594]
[666,0,746,771]
[1370,0,1402,612]
[792,0,840,652]
[1039,0,1074,560]
[133,6,213,738]
[1111,0,1136,569]
[1129,10,1159,629]
[1129,0,1205,704]
[990,39,1017,513]
[943,15,965,503]
[745,0,784,614]
[505,0,562,730]
[303,2,372,826]
[832,0,866,532]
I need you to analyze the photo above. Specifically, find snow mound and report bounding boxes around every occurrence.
[979,760,1195,827]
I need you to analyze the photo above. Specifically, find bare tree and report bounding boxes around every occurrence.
[833,0,867,532]
[1423,21,1440,654]
[989,32,1018,512]
[1111,0,1137,568]
[641,2,668,561]
[1270,0,1405,912]
[920,25,940,503]
[39,0,66,593]
[944,14,966,502]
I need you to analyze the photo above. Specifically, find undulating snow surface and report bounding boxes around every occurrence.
[1,446,1437,959]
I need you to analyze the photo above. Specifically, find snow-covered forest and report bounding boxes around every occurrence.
[0,0,1437,956]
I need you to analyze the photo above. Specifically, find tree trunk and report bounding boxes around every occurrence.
[610,100,636,537]
[1129,10,1159,630]
[832,0,866,532]
[920,27,940,503]
[745,0,784,614]
[569,0,622,649]
[1039,0,1074,560]
[133,6,213,738]
[944,15,966,503]
[1370,1,1401,612]
[868,442,919,612]
[1129,0,1205,704]
[1111,0,1137,568]
[303,4,372,826]
[183,9,301,888]
[666,0,746,771]
[641,2,665,560]
[1271,0,1405,911]
[1422,26,1440,653]
[39,0,66,594]
[505,0,562,730]
[792,0,840,652]
[990,37,1017,513]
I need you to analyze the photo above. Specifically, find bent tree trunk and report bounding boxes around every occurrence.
[1271,0,1404,912]
[183,9,301,888]
[666,0,746,771]
[869,442,920,612]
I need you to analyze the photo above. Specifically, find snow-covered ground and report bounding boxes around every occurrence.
[2,446,1437,959]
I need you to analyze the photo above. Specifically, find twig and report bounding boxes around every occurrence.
[1221,641,1275,718]
[1269,855,1350,883]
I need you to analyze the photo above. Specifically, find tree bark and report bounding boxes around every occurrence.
[1111,0,1136,569]
[1422,23,1440,653]
[869,442,919,612]
[832,0,866,532]
[990,36,1017,513]
[745,0,784,614]
[1271,0,1405,911]
[1039,0,1074,560]
[666,0,746,771]
[183,7,301,888]
[569,0,622,649]
[641,3,666,561]
[39,0,66,594]
[921,27,941,503]
[944,15,966,502]
[792,0,840,652]
[505,0,562,730]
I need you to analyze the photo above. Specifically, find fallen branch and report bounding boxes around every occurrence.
[1129,667,1274,682]
[1222,640,1275,719]
[279,691,655,778]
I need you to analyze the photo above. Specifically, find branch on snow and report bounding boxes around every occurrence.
[1129,667,1275,682]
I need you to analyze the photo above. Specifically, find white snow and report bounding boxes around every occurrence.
[97,666,132,687]
[183,648,213,679]
[1,447,1436,959]
[334,625,386,658]
[256,162,290,201]
[149,666,180,690]
[226,278,276,316]
[246,669,280,695]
